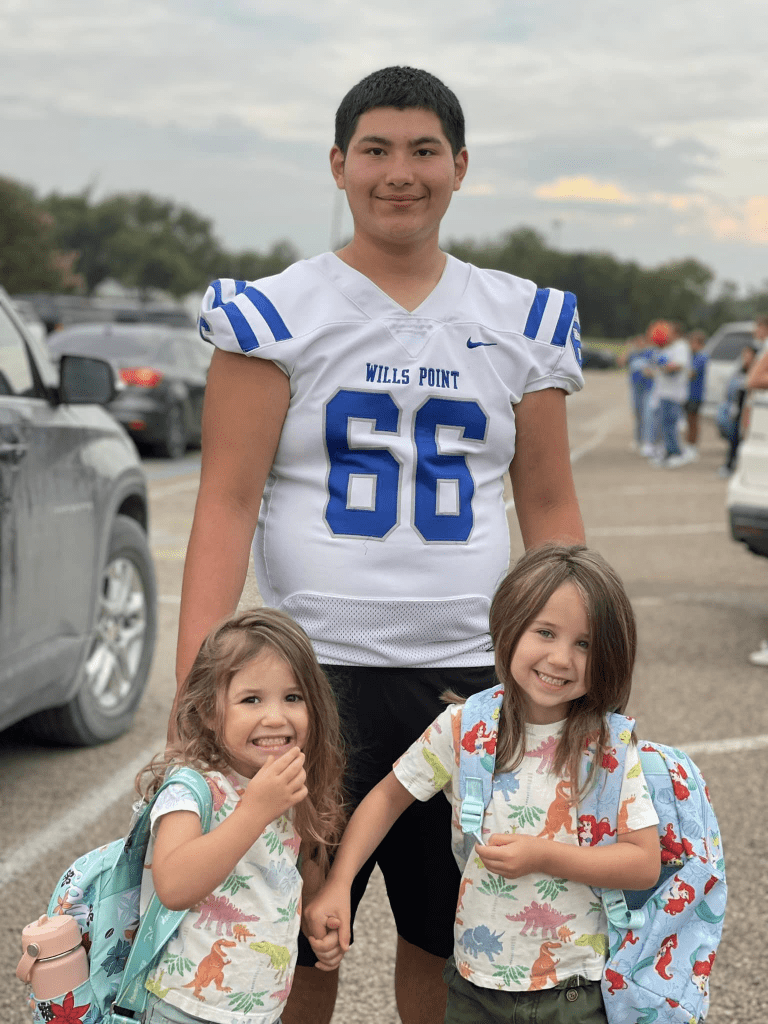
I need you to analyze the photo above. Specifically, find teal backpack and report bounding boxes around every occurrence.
[27,767,212,1024]
[458,686,726,1024]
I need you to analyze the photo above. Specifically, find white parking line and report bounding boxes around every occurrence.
[149,478,200,499]
[506,404,625,512]
[3,724,765,892]
[589,523,725,538]
[0,746,160,890]
[682,734,768,756]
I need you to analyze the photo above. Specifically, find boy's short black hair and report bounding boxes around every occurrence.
[334,66,466,157]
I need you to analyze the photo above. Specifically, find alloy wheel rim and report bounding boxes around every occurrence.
[86,555,148,712]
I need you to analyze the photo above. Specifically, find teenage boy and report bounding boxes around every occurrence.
[175,66,585,1024]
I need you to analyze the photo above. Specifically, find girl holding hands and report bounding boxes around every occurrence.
[305,545,660,1023]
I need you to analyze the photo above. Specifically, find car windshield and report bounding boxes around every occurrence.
[49,329,165,362]
[710,331,754,361]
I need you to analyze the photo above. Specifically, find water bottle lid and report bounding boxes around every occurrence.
[21,915,82,960]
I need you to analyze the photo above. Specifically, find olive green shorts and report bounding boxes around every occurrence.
[442,957,607,1024]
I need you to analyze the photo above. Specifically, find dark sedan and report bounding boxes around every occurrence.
[581,345,617,370]
[47,323,213,458]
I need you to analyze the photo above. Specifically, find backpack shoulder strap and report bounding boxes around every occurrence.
[114,767,214,1015]
[458,685,504,843]
[577,714,646,930]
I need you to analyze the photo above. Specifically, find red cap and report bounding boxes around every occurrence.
[649,321,670,346]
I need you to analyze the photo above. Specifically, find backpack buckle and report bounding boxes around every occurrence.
[460,777,485,844]
[602,889,646,930]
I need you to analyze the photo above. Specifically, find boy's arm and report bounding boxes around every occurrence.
[477,825,660,891]
[509,388,585,548]
[172,350,290,729]
[303,772,416,963]
[152,750,307,909]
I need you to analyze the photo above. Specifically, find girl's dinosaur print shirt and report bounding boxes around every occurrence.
[139,769,302,1024]
[393,707,657,992]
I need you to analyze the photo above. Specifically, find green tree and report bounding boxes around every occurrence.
[0,177,79,293]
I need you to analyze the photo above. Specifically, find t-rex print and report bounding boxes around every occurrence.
[250,941,292,982]
[528,941,561,991]
[538,779,576,840]
[183,938,236,1001]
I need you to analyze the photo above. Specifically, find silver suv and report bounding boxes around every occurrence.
[728,388,768,559]
[703,321,756,417]
[0,287,157,744]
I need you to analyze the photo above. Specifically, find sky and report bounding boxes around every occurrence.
[1,0,767,293]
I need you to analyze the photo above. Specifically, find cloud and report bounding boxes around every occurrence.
[709,196,768,244]
[535,176,634,204]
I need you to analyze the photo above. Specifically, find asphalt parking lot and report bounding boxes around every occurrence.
[1,369,766,1022]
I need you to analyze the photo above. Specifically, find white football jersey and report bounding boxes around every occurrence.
[199,253,583,667]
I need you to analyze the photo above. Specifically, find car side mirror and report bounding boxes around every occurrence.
[58,354,116,405]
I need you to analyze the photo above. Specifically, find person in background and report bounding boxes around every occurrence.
[735,314,768,666]
[716,342,758,478]
[684,328,708,461]
[650,320,691,468]
[618,333,655,456]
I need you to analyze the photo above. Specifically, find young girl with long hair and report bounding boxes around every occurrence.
[135,608,345,1024]
[304,545,661,1023]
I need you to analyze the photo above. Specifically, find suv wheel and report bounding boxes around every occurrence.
[157,403,188,459]
[27,515,157,745]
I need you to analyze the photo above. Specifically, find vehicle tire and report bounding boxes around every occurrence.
[156,403,188,459]
[26,515,157,746]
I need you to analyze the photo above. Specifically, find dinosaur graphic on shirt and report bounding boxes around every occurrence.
[183,938,236,1001]
[506,901,576,939]
[249,941,292,982]
[193,894,260,936]
[457,924,504,962]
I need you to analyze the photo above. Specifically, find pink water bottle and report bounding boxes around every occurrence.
[16,915,89,1001]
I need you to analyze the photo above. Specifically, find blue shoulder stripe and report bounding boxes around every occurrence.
[207,280,292,352]
[551,292,577,348]
[243,286,292,342]
[208,280,259,351]
[523,287,550,340]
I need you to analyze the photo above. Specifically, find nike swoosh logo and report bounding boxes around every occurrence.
[467,338,498,348]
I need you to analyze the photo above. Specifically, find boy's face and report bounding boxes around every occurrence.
[330,106,468,250]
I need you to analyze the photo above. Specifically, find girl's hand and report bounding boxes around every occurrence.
[476,833,550,878]
[303,882,351,970]
[241,747,308,822]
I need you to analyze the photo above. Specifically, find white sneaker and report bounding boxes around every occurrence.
[683,445,699,462]
[749,641,768,666]
[665,454,689,469]
[640,443,655,458]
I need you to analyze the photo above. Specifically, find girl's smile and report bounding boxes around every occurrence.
[222,648,309,777]
[510,582,590,724]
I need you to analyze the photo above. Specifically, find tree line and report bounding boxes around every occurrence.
[1,175,766,337]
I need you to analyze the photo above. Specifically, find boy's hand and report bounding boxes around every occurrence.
[241,747,307,823]
[308,921,345,971]
[303,882,351,970]
[476,833,549,878]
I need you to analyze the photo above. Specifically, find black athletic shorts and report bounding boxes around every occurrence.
[297,664,497,966]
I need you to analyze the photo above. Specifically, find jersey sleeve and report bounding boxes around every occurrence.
[198,277,295,371]
[618,743,659,834]
[393,705,457,802]
[519,287,585,397]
